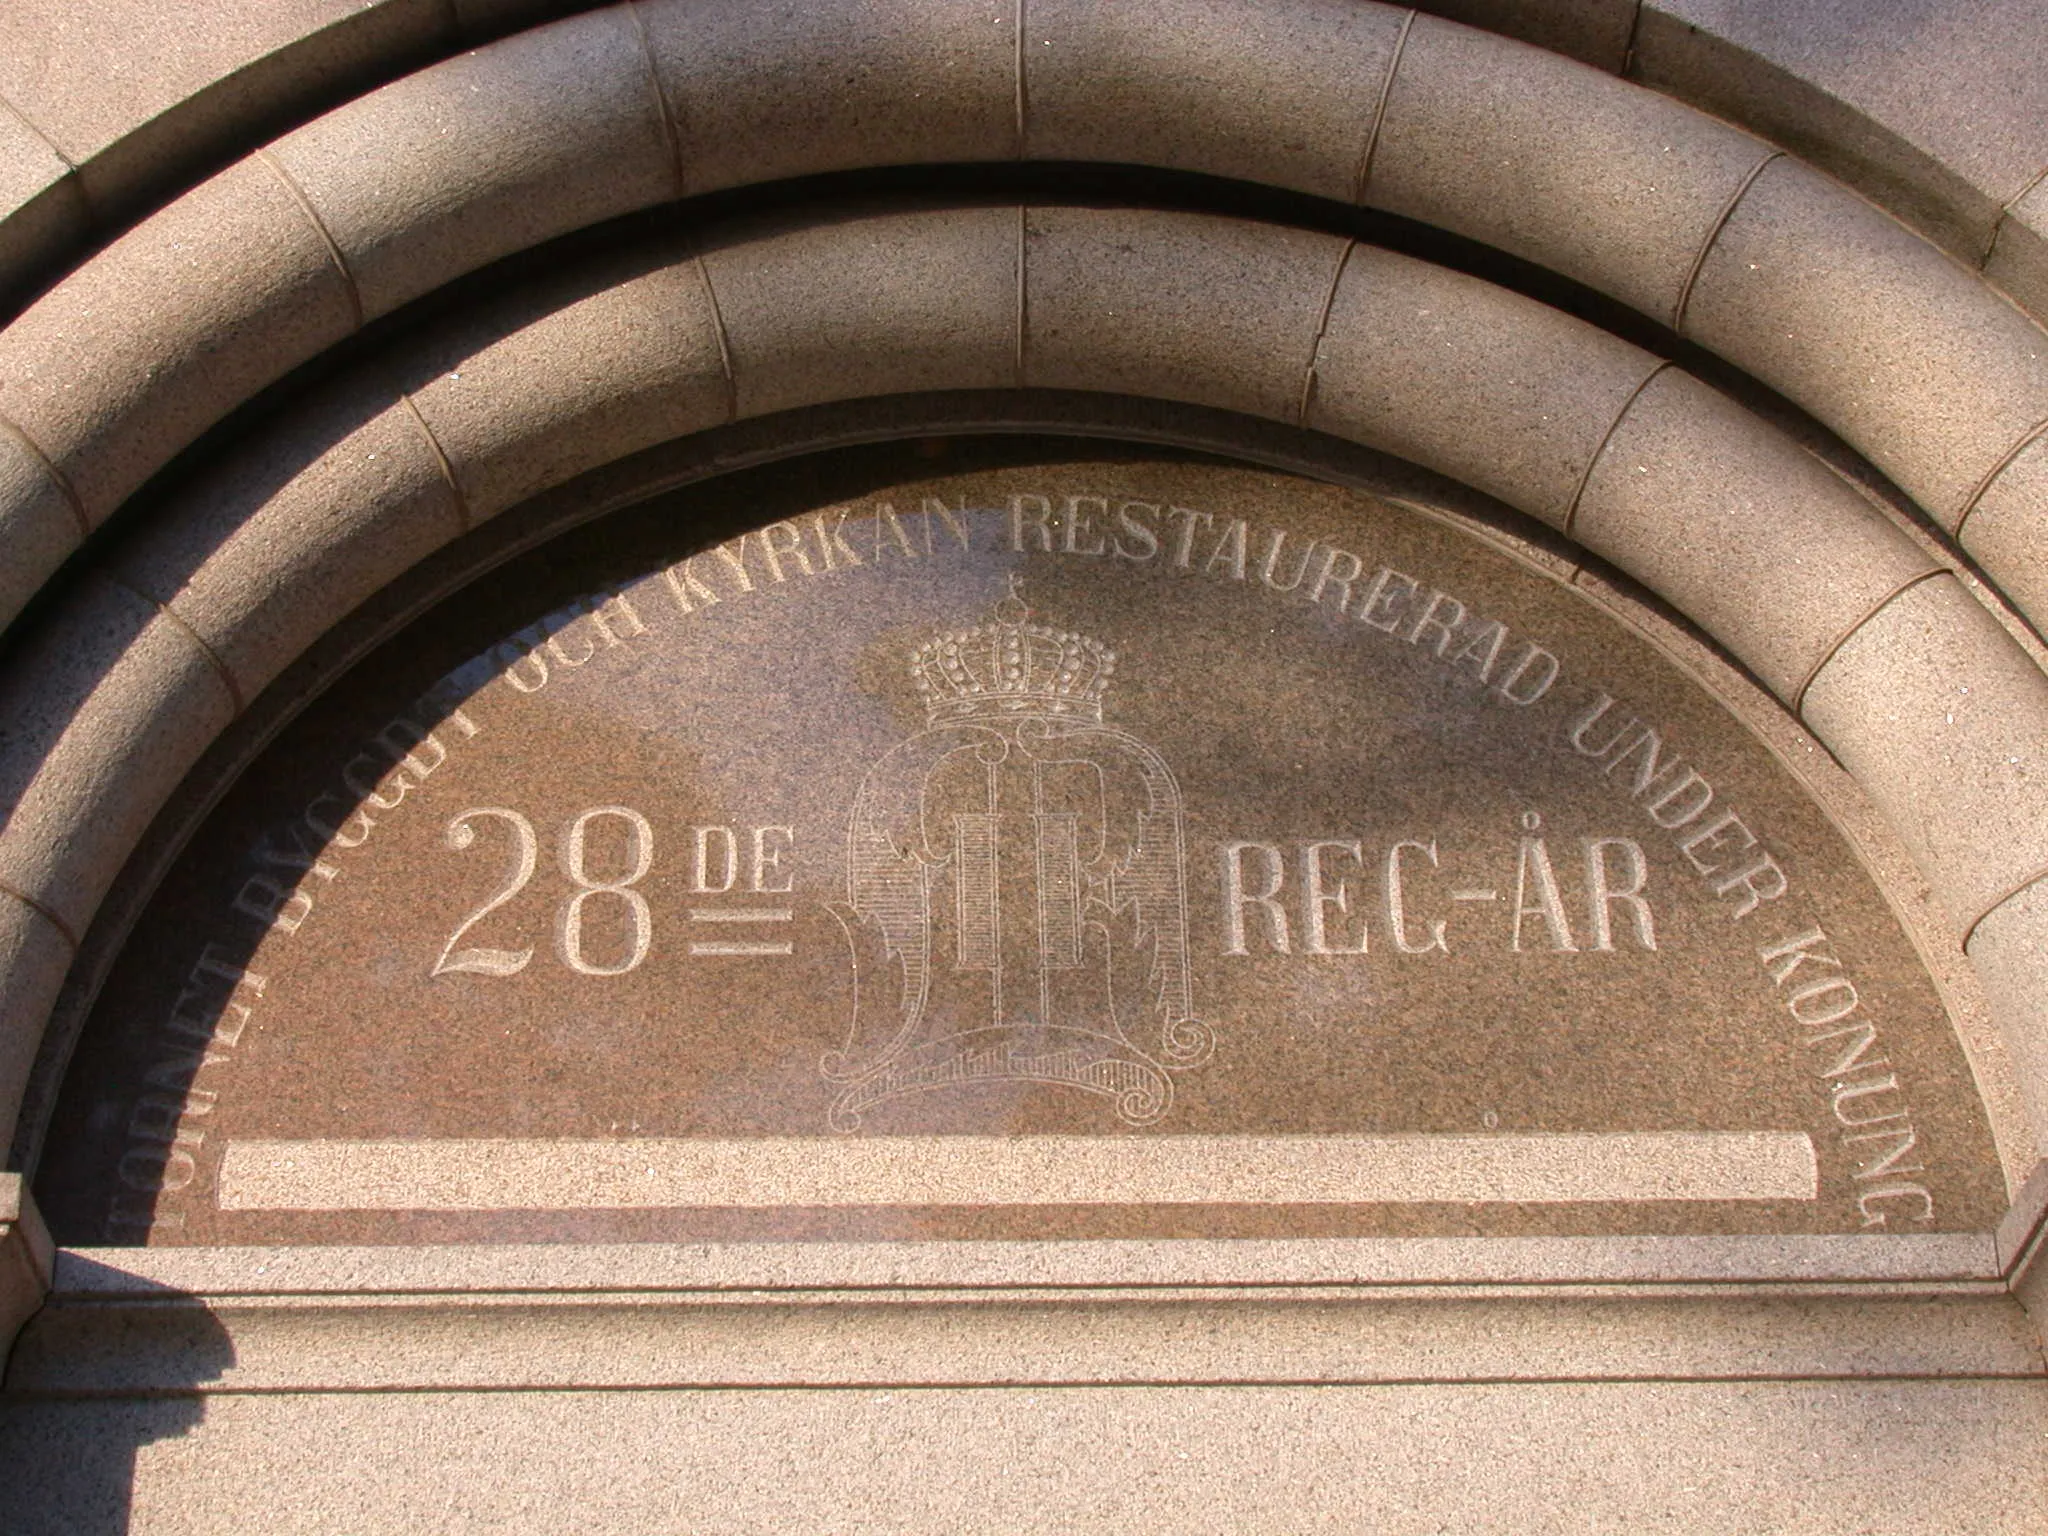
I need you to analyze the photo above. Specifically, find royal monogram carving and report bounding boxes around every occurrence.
[828,584,1212,1127]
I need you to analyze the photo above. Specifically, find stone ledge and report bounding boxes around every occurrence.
[9,1285,2039,1396]
[0,1172,53,1369]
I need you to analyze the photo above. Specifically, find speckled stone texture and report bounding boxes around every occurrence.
[4,1376,2047,1534]
[34,450,2004,1249]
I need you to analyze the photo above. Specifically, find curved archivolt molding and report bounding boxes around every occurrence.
[3,202,2048,1217]
[4,2,2048,637]
[3,3,2041,325]
[0,4,2042,1261]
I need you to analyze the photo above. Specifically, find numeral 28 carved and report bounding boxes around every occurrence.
[433,806,655,978]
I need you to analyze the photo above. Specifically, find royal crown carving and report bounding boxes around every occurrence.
[910,582,1117,723]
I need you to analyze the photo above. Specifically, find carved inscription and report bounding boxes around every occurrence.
[54,460,2004,1247]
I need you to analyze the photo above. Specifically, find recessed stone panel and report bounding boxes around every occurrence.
[36,445,2004,1245]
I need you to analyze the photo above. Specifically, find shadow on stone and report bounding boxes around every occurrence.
[0,1252,236,1535]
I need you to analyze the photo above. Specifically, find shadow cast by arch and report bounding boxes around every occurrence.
[0,1251,236,1535]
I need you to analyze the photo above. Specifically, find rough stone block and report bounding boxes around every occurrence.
[1026,0,1404,203]
[641,0,1014,195]
[1801,574,2048,933]
[1023,207,1342,422]
[705,206,1017,420]
[1684,156,2048,529]
[0,576,237,937]
[1573,367,1937,706]
[0,1171,53,1366]
[269,8,676,323]
[1368,14,1774,324]
[2,1379,2045,1530]
[1308,243,1658,527]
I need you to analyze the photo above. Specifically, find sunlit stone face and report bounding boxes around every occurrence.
[38,444,2005,1246]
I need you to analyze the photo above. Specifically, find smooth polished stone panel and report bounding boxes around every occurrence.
[35,449,2002,1247]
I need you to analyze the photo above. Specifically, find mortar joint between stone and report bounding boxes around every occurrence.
[1561,359,1671,541]
[691,250,739,424]
[1353,8,1416,207]
[1672,150,1781,335]
[0,92,78,176]
[108,574,246,716]
[255,148,364,332]
[1297,239,1357,428]
[1985,162,2048,270]
[395,391,471,533]
[0,879,78,953]
[1962,862,2048,956]
[1954,411,2048,544]
[0,412,90,539]
[1791,566,1948,724]
[1620,0,1647,77]
[625,0,689,200]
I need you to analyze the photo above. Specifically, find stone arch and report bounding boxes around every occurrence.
[0,0,2041,1292]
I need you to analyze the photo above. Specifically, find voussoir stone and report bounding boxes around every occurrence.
[0,575,237,938]
[1023,206,1344,422]
[1968,875,2048,1150]
[704,206,1017,420]
[266,7,677,323]
[1684,155,2048,531]
[1572,366,1937,707]
[641,0,1014,195]
[405,251,732,520]
[0,424,84,634]
[109,383,465,702]
[1800,574,2048,933]
[1957,426,2048,632]
[1367,13,1775,325]
[0,893,71,1153]
[0,154,358,536]
[1025,0,1404,203]
[1307,243,1659,527]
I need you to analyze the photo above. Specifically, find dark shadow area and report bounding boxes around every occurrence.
[0,1254,234,1534]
